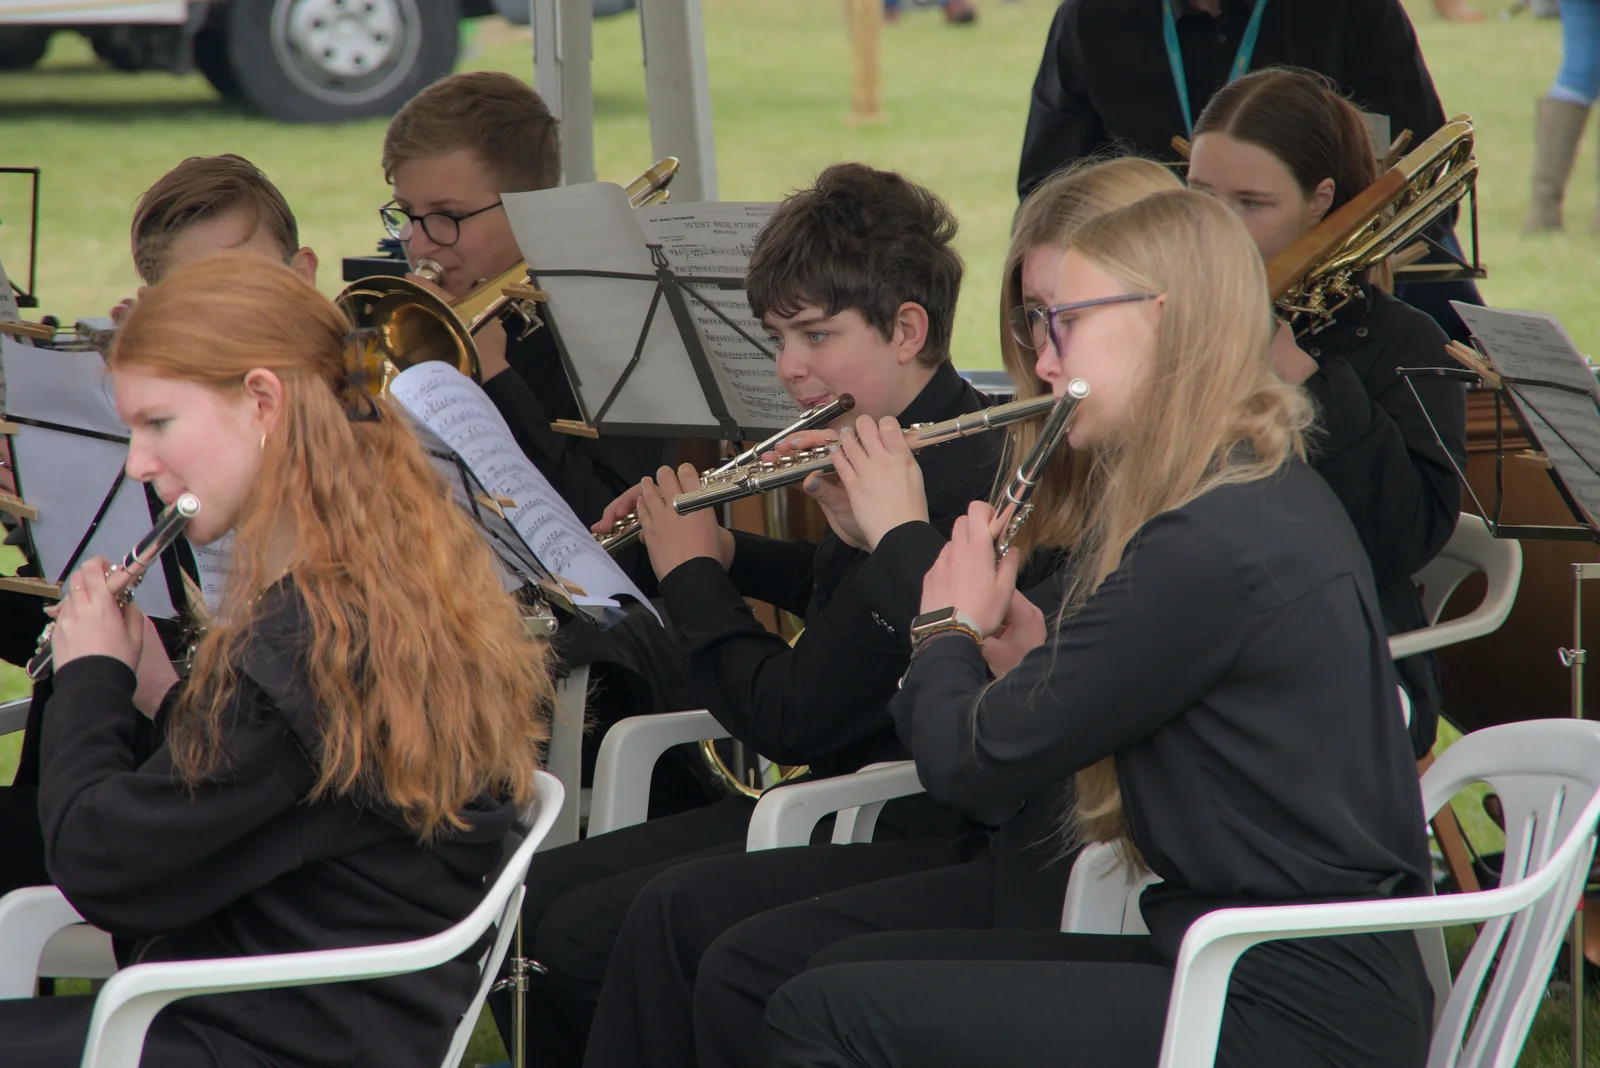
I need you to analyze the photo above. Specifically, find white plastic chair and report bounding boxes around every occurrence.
[0,770,564,1068]
[745,761,923,850]
[1389,513,1522,660]
[0,696,28,737]
[586,709,727,836]
[1157,719,1600,1068]
[543,664,589,850]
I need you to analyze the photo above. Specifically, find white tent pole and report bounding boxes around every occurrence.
[532,0,597,185]
[639,0,719,202]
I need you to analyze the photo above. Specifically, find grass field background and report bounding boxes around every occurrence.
[1,0,1597,1063]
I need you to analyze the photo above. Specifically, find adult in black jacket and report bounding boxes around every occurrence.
[1187,68,1466,757]
[1018,0,1481,341]
[0,255,553,1068]
[747,191,1432,1067]
[382,71,673,529]
[491,163,998,1068]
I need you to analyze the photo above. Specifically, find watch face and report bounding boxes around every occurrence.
[912,607,957,631]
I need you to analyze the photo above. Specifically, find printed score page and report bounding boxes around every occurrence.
[636,202,801,432]
[1454,303,1600,529]
[388,361,656,621]
[1,336,177,620]
[504,183,720,434]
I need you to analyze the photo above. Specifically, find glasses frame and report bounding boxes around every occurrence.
[1009,293,1158,354]
[378,199,504,247]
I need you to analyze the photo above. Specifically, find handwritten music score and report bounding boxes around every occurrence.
[388,361,656,622]
[1454,303,1600,529]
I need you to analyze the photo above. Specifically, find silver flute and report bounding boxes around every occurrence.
[992,379,1090,556]
[27,493,201,681]
[595,395,855,554]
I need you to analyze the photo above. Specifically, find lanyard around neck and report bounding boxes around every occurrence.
[1161,0,1269,137]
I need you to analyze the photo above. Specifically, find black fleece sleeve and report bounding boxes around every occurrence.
[1017,3,1107,199]
[38,656,313,936]
[1304,314,1465,588]
[891,511,1246,828]
[656,521,948,765]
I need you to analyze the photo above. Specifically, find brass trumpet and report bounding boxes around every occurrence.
[337,157,682,393]
[595,394,855,554]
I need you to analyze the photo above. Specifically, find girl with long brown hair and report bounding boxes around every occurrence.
[757,190,1433,1066]
[0,253,552,1068]
[1186,67,1468,763]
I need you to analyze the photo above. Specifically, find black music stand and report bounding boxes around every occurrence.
[1400,301,1600,1068]
[0,167,41,310]
[528,243,802,444]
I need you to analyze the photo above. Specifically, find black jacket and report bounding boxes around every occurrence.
[486,321,674,529]
[657,363,1001,779]
[894,462,1433,1058]
[37,585,513,1068]
[1019,0,1447,198]
[1302,285,1466,757]
[893,459,1431,1000]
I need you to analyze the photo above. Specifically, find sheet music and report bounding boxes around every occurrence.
[388,361,655,621]
[504,183,799,436]
[638,203,800,428]
[1,336,176,620]
[189,535,230,615]
[505,183,719,433]
[1454,303,1600,529]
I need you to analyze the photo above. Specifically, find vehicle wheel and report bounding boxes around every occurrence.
[192,25,243,99]
[223,0,461,124]
[0,27,51,70]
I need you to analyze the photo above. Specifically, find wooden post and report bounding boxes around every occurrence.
[846,0,887,125]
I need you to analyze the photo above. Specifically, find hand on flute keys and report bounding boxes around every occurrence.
[635,464,736,580]
[802,415,928,552]
[48,558,179,717]
[982,589,1047,680]
[919,501,1021,639]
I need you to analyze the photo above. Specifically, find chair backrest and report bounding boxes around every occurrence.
[1390,514,1521,660]
[1060,842,1159,935]
[1422,720,1600,1068]
[438,770,563,1068]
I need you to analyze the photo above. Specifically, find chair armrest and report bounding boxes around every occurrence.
[1156,817,1600,1067]
[746,761,923,851]
[587,710,727,837]
[0,697,29,737]
[0,886,87,998]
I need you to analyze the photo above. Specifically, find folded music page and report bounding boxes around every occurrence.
[387,361,657,624]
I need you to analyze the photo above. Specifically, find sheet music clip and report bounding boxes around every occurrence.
[550,419,600,439]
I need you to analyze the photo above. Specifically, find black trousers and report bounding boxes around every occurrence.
[490,795,757,1066]
[581,840,990,1068]
[584,848,1433,1068]
[0,994,274,1068]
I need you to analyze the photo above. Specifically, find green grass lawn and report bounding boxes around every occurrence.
[1,1,1597,1064]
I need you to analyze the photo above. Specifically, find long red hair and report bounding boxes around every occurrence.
[111,254,551,840]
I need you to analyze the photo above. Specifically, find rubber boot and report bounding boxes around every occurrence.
[1525,96,1591,233]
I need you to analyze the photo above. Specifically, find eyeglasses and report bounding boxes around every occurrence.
[379,200,504,247]
[1008,293,1158,354]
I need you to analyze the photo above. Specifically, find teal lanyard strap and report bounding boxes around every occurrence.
[1162,0,1270,137]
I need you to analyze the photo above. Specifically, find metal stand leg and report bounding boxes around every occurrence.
[491,917,546,1068]
[1561,562,1600,1068]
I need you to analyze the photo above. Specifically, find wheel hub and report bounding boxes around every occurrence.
[285,0,403,78]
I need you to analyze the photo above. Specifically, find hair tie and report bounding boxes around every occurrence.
[341,327,384,423]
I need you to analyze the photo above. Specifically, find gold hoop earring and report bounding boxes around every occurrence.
[260,433,266,451]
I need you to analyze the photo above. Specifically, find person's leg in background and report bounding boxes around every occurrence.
[1525,0,1600,232]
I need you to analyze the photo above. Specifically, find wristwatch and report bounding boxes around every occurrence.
[908,606,983,650]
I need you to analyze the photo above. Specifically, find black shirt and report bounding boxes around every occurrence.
[892,459,1431,948]
[657,362,1000,779]
[37,585,513,1068]
[485,321,674,528]
[1303,285,1466,757]
[1019,0,1447,198]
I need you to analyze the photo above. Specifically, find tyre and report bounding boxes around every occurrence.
[222,0,461,124]
[192,25,243,99]
[0,27,51,70]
